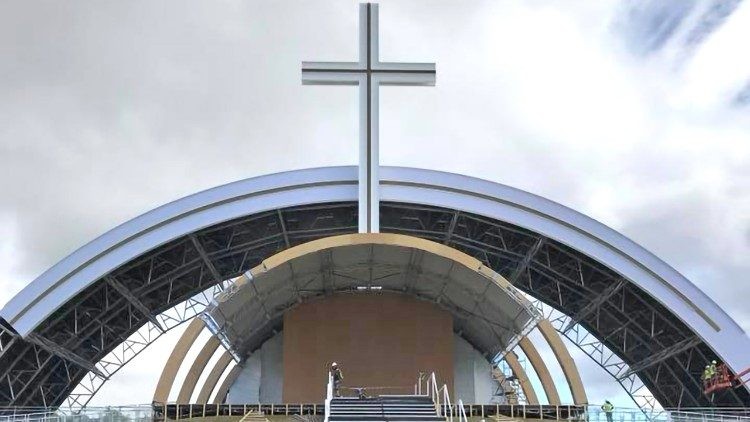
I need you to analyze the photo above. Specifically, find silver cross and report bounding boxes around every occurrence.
[302,3,436,233]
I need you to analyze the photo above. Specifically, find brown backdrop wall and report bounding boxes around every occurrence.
[282,293,454,403]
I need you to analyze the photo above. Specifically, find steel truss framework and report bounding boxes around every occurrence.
[0,201,747,410]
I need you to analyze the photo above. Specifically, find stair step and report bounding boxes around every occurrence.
[331,408,437,411]
[331,404,434,407]
[332,400,433,404]
[331,406,435,408]
[330,420,445,422]
[331,414,439,417]
[331,409,436,412]
[328,394,443,422]
[330,418,445,422]
[331,411,438,414]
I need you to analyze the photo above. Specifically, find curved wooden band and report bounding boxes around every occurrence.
[538,319,588,404]
[519,336,561,405]
[152,318,205,403]
[177,336,220,402]
[505,351,539,405]
[196,351,234,403]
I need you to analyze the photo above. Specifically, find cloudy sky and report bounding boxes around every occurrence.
[1,0,749,410]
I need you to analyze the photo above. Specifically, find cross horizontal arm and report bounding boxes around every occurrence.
[375,72,436,86]
[301,71,364,85]
[373,62,435,72]
[301,61,363,71]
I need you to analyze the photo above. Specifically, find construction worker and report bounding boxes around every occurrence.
[703,365,712,388]
[601,400,614,422]
[709,360,718,378]
[331,362,344,397]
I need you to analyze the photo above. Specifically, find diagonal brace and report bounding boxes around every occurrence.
[619,336,702,380]
[563,280,624,333]
[106,276,164,333]
[27,333,107,379]
[508,237,545,284]
[189,234,225,287]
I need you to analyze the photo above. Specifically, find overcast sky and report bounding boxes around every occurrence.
[1,0,749,410]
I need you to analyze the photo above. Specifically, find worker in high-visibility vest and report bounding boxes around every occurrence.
[703,365,712,387]
[601,400,614,422]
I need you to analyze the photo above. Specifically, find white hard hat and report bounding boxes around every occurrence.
[332,362,338,366]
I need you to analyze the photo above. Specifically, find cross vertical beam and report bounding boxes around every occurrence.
[301,3,435,233]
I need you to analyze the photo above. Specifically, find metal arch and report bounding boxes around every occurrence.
[4,167,743,356]
[65,285,223,409]
[0,206,732,410]
[533,301,660,411]
[0,167,745,410]
[378,202,747,409]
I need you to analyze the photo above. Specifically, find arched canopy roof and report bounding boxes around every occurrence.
[0,166,748,408]
[202,233,539,360]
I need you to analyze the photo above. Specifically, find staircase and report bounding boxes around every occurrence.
[328,395,445,422]
[239,410,269,422]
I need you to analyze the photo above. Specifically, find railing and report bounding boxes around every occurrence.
[420,372,454,422]
[587,406,750,422]
[1,402,749,422]
[324,371,333,422]
[0,406,153,422]
[456,400,468,422]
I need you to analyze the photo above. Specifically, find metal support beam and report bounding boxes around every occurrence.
[189,234,224,287]
[620,337,702,380]
[105,276,164,333]
[563,280,624,333]
[444,211,460,244]
[277,210,291,248]
[508,238,545,284]
[26,334,106,379]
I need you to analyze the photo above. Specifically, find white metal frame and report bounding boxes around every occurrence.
[3,166,746,377]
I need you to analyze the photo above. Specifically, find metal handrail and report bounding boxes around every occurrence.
[420,372,453,422]
[456,399,468,422]
[324,371,333,422]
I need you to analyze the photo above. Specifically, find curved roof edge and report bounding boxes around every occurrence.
[2,166,748,374]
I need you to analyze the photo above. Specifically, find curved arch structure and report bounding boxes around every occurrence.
[519,337,560,405]
[156,234,576,406]
[537,320,587,405]
[203,233,538,361]
[0,166,748,408]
